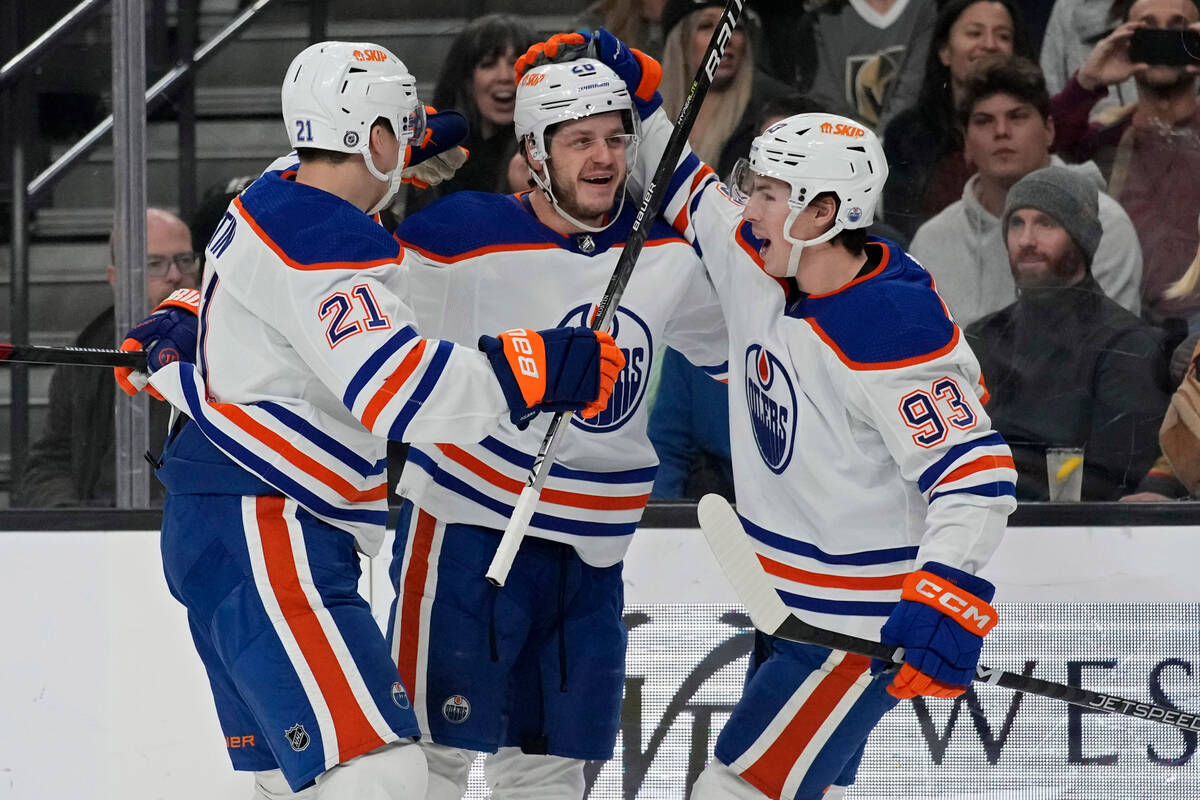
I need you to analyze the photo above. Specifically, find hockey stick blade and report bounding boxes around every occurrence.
[0,342,147,369]
[697,493,1200,733]
[484,0,752,587]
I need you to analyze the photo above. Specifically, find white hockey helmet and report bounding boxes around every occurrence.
[281,41,426,214]
[514,58,640,232]
[730,113,888,276]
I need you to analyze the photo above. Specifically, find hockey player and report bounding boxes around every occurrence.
[112,41,623,800]
[517,31,1017,800]
[384,56,728,799]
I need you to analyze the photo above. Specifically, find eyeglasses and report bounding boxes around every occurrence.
[147,252,202,277]
[562,133,638,153]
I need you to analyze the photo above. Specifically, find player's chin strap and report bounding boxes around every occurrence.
[780,204,845,278]
[529,162,626,234]
[362,144,404,216]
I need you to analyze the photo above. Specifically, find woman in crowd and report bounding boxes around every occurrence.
[658,0,790,179]
[882,0,1031,239]
[404,13,538,215]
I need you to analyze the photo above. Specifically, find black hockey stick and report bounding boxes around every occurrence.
[485,0,752,586]
[696,493,1200,733]
[0,342,147,369]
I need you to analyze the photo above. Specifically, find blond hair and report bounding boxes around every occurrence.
[659,11,753,166]
[1164,241,1200,301]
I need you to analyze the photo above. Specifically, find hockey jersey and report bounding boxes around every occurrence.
[393,190,728,567]
[147,160,512,556]
[634,109,1017,639]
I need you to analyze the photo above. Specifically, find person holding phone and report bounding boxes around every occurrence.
[1050,0,1200,329]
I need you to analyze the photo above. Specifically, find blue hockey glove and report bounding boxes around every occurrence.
[479,327,625,429]
[878,561,998,699]
[514,28,662,120]
[114,287,200,399]
[402,108,470,189]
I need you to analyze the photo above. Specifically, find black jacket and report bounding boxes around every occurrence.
[966,275,1170,500]
[15,306,169,507]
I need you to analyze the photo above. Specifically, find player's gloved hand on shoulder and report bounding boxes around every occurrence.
[480,327,625,429]
[514,28,662,120]
[401,107,470,190]
[114,287,201,400]
[877,561,998,699]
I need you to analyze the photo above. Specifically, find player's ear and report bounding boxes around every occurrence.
[522,135,544,173]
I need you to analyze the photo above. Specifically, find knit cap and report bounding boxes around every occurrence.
[1003,166,1103,265]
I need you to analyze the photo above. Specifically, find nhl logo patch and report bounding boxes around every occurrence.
[442,694,471,724]
[577,234,596,254]
[391,681,411,709]
[284,723,310,752]
[343,131,359,148]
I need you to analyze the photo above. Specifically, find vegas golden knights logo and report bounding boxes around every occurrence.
[844,45,906,126]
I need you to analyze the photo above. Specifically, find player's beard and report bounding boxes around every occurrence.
[548,161,627,226]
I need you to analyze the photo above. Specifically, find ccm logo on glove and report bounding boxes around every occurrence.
[902,572,997,634]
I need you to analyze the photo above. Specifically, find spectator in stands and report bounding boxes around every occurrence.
[1041,0,1139,114]
[574,0,667,57]
[911,55,1142,327]
[883,0,1031,239]
[647,347,734,500]
[15,209,197,507]
[189,174,256,257]
[405,14,538,215]
[1050,0,1200,325]
[966,166,1169,500]
[1125,218,1200,499]
[659,0,791,177]
[795,0,938,131]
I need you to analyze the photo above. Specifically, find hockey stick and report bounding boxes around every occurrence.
[484,0,752,586]
[0,342,147,369]
[696,493,1200,733]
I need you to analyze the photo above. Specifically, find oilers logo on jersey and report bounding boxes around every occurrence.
[559,303,652,433]
[745,343,797,474]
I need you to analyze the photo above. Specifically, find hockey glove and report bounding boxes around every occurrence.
[877,561,998,699]
[114,287,201,400]
[479,327,625,429]
[514,28,662,120]
[401,108,470,190]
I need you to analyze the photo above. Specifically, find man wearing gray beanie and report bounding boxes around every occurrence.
[1003,166,1103,274]
[964,165,1170,500]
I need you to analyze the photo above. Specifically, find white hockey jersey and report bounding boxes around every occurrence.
[634,109,1018,639]
[393,189,728,567]
[147,160,512,556]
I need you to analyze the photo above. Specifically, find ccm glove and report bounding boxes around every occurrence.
[515,28,662,119]
[878,561,998,699]
[114,287,200,399]
[401,108,470,189]
[480,326,625,429]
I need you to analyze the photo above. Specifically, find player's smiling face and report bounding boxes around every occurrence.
[546,112,629,225]
[741,173,796,277]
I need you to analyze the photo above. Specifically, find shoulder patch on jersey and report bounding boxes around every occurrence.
[794,240,959,370]
[236,172,401,269]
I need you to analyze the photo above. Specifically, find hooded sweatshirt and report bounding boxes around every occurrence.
[910,156,1142,327]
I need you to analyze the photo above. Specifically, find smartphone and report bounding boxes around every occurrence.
[1129,28,1200,66]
